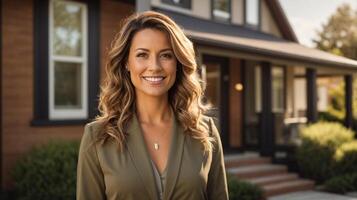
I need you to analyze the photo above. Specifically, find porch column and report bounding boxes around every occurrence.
[344,75,353,128]
[306,68,318,123]
[260,62,274,156]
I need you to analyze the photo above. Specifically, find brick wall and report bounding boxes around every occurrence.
[1,0,134,189]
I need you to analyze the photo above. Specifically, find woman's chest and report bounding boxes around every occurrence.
[96,140,213,199]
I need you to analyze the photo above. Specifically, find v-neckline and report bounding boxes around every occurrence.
[126,112,186,200]
[138,113,175,175]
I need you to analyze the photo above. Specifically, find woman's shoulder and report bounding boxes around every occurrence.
[85,120,104,134]
[81,120,104,146]
[200,115,219,137]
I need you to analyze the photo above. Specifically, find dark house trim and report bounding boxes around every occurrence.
[0,0,3,190]
[243,0,261,30]
[260,62,274,156]
[344,75,353,128]
[306,68,318,123]
[33,0,49,121]
[31,119,90,127]
[88,0,101,120]
[32,0,100,126]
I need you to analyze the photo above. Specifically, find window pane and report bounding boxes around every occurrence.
[272,67,284,112]
[246,0,259,26]
[53,1,83,56]
[213,0,230,21]
[244,62,261,145]
[205,63,220,107]
[202,62,221,130]
[317,76,345,123]
[294,68,307,117]
[54,62,82,109]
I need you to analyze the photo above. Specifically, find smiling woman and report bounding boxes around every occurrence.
[76,11,228,200]
[128,28,177,98]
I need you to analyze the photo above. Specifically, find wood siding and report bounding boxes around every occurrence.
[229,58,243,147]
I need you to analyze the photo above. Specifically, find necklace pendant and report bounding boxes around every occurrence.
[154,143,159,150]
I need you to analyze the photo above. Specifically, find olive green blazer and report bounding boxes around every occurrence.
[76,114,228,200]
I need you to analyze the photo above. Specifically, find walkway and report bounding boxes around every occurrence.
[268,191,357,200]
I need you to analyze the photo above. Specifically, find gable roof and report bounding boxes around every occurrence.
[265,0,298,42]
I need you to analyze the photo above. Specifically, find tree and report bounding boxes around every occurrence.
[313,4,357,60]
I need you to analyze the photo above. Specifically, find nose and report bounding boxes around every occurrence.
[147,55,162,71]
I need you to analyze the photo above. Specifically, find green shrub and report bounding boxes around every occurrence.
[296,122,354,183]
[11,140,80,200]
[324,173,357,194]
[318,111,344,124]
[333,141,357,175]
[227,174,263,200]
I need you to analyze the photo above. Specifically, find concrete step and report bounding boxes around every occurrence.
[225,153,315,198]
[225,155,271,168]
[245,173,299,186]
[227,164,288,179]
[263,179,315,197]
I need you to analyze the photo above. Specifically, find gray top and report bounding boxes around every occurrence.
[150,160,167,200]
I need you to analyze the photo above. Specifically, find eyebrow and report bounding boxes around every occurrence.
[135,48,173,53]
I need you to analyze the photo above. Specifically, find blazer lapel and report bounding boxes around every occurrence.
[163,115,185,200]
[126,114,159,200]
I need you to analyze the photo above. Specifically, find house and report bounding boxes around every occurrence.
[1,0,357,193]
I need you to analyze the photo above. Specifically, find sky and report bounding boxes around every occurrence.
[279,0,357,47]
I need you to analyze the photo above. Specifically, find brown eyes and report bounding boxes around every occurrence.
[161,53,173,59]
[136,53,147,58]
[135,52,174,59]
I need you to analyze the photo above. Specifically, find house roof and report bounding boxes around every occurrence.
[265,0,298,42]
[156,9,357,70]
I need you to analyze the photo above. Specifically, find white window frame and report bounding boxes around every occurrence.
[49,0,88,120]
[245,0,259,26]
[212,0,231,22]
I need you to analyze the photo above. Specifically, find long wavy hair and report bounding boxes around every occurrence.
[95,11,213,152]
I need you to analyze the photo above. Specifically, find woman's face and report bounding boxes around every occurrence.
[127,28,177,99]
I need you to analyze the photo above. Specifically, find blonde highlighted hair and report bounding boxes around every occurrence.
[95,11,213,152]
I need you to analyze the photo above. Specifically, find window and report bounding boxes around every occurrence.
[244,0,260,27]
[243,61,262,146]
[49,0,87,119]
[255,65,262,112]
[272,66,285,113]
[212,0,230,22]
[33,0,99,125]
[162,0,191,9]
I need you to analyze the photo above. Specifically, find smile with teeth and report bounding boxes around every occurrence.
[142,76,165,84]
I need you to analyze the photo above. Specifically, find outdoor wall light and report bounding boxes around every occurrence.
[235,83,243,91]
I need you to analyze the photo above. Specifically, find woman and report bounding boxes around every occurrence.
[77,11,228,200]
